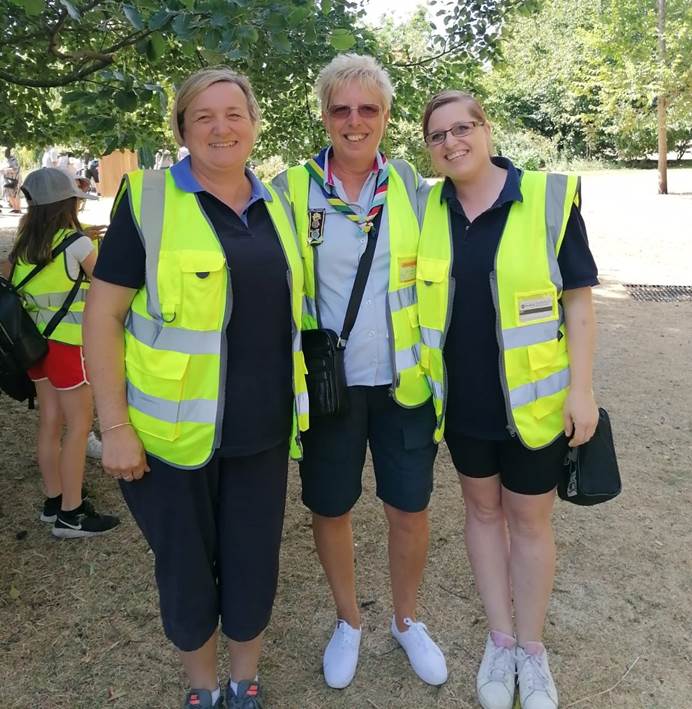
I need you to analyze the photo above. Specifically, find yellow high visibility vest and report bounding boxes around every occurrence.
[272,159,431,408]
[12,228,90,346]
[417,171,580,448]
[121,169,309,469]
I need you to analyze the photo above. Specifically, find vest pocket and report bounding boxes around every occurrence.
[126,350,191,441]
[176,250,227,331]
[527,339,559,372]
[416,257,448,329]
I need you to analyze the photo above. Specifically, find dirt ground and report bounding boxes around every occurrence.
[1,169,691,708]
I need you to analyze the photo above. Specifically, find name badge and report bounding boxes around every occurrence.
[517,293,555,323]
[398,257,417,284]
[307,209,326,245]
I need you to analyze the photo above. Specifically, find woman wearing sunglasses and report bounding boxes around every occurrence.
[417,90,599,709]
[273,54,446,690]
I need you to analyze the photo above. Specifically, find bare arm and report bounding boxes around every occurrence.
[80,249,97,279]
[84,278,150,479]
[0,259,10,279]
[562,286,599,447]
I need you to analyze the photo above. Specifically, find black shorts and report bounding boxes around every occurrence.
[299,385,438,517]
[445,430,568,495]
[119,442,288,651]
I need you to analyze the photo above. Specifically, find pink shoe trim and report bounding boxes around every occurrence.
[490,630,516,649]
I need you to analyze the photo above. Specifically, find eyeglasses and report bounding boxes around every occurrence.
[327,104,382,119]
[424,121,485,146]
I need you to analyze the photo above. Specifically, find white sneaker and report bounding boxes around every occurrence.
[476,633,516,709]
[517,645,558,709]
[323,619,361,689]
[391,616,448,686]
[86,431,102,459]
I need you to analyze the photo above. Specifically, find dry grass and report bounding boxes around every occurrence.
[1,170,691,708]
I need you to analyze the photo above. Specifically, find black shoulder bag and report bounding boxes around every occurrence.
[302,210,383,418]
[558,407,622,505]
[0,232,86,405]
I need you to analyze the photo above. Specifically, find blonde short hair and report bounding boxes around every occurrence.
[315,54,394,111]
[170,67,261,146]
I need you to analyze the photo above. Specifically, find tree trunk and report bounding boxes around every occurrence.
[657,0,667,195]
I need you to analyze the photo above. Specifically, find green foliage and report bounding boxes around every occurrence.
[252,154,288,182]
[492,125,559,170]
[485,0,692,161]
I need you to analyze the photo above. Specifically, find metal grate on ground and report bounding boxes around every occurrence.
[624,284,692,302]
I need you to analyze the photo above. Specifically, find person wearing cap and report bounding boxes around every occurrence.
[7,167,120,538]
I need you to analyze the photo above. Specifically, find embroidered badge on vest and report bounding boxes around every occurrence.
[308,209,326,245]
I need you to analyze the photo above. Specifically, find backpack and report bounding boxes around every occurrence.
[0,232,85,406]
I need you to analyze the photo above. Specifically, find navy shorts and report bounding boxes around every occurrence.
[119,442,288,651]
[445,430,569,495]
[299,386,438,517]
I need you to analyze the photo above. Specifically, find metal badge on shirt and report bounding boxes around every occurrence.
[516,291,556,323]
[307,209,326,245]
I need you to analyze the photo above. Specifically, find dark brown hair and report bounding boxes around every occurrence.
[422,90,489,138]
[9,198,82,267]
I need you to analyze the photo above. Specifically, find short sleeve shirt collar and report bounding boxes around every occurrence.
[169,155,272,206]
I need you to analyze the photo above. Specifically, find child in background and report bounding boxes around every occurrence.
[9,168,119,538]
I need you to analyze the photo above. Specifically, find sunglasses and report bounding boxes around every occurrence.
[424,121,485,146]
[327,104,382,119]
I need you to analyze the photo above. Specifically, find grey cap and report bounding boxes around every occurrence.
[21,167,97,206]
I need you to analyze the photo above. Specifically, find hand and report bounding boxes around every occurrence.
[563,389,599,448]
[84,224,107,240]
[101,425,150,481]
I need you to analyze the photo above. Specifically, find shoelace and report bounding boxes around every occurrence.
[520,652,551,692]
[487,644,515,682]
[403,620,432,650]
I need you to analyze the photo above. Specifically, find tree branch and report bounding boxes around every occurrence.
[0,60,114,88]
[391,41,472,68]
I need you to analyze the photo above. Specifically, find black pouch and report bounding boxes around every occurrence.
[302,328,348,417]
[558,407,622,506]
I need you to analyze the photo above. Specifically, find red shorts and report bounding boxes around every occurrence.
[28,340,89,390]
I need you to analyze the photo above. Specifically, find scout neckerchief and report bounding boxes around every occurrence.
[304,146,389,234]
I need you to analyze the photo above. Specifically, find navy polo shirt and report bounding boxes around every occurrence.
[94,162,294,457]
[442,157,599,440]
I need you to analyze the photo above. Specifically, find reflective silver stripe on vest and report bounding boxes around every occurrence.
[545,173,567,292]
[502,319,560,350]
[139,170,167,319]
[26,289,87,309]
[304,295,318,322]
[509,367,570,409]
[395,343,420,371]
[389,284,416,312]
[295,390,309,416]
[127,381,216,424]
[390,159,418,206]
[420,326,443,349]
[431,379,444,403]
[35,309,82,327]
[125,310,222,355]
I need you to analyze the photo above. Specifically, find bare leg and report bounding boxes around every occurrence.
[35,380,63,498]
[312,511,360,628]
[180,630,218,690]
[56,384,93,510]
[228,633,263,682]
[384,503,429,631]
[460,474,513,635]
[503,487,556,644]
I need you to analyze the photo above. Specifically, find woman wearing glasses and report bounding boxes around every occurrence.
[417,91,599,709]
[273,54,447,689]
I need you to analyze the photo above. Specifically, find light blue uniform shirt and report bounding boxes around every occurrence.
[170,156,271,224]
[310,149,393,387]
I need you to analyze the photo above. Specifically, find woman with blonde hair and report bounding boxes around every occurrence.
[417,90,599,709]
[84,67,308,709]
[273,54,447,690]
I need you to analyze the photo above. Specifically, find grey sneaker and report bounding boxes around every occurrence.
[183,688,223,708]
[226,680,263,709]
[517,645,558,709]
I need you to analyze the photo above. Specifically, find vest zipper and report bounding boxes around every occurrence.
[195,194,232,450]
[489,269,519,440]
